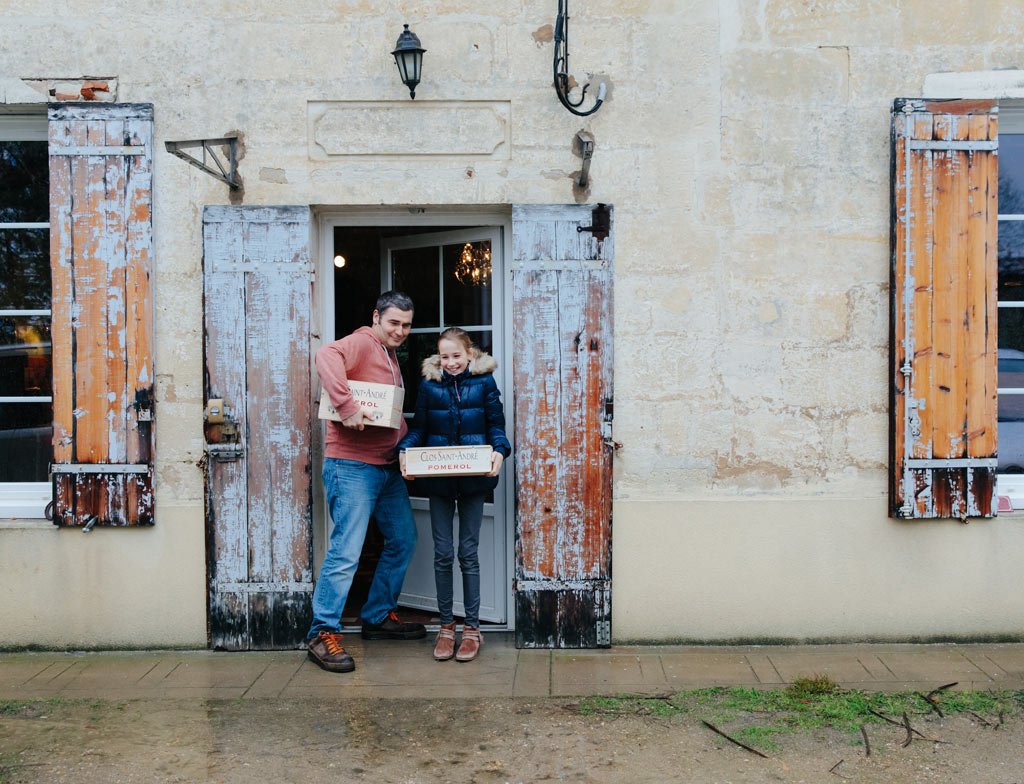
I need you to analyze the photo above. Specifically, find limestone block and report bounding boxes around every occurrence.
[844,282,889,349]
[761,106,888,182]
[781,345,887,413]
[409,19,499,85]
[899,1,1002,47]
[718,0,766,51]
[721,113,765,166]
[308,100,511,159]
[646,398,734,460]
[155,461,204,505]
[717,338,785,403]
[762,0,900,47]
[619,223,718,274]
[616,333,723,401]
[155,400,205,463]
[698,173,735,227]
[722,46,850,109]
[0,78,46,103]
[843,411,888,470]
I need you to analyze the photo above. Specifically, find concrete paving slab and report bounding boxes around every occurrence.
[512,650,550,697]
[876,650,993,684]
[551,653,666,696]
[767,653,879,683]
[19,660,79,687]
[980,647,1024,676]
[0,659,65,688]
[242,658,306,699]
[745,654,784,685]
[2,643,1024,701]
[659,653,759,686]
[159,657,269,689]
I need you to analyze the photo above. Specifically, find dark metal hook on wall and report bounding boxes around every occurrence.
[553,0,606,117]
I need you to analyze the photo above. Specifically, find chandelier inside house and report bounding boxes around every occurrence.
[455,241,491,286]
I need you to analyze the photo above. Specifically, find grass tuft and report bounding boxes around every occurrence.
[787,673,840,697]
[576,688,1023,753]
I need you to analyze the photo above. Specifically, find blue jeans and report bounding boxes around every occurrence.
[308,458,416,636]
[429,493,485,628]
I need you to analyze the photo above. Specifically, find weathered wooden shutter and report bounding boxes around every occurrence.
[512,204,614,647]
[203,206,313,650]
[890,99,998,519]
[48,104,155,527]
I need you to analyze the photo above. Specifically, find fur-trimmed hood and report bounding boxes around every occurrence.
[421,349,497,382]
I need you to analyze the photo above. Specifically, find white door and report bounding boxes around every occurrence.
[381,228,507,623]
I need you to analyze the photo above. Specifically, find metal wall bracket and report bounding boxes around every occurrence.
[575,130,595,188]
[165,136,241,189]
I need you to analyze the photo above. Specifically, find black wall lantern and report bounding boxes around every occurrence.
[392,24,426,99]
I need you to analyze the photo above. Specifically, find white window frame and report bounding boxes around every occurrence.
[997,104,1024,507]
[0,111,51,519]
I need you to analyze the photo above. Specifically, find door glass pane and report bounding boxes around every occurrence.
[397,331,438,414]
[443,241,492,327]
[0,229,50,309]
[392,246,439,328]
[0,141,48,223]
[464,329,493,357]
[0,317,52,396]
[999,393,1024,473]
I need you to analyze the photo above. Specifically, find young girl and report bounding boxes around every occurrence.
[398,327,511,662]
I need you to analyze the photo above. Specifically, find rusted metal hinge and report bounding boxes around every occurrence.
[577,203,611,242]
[205,443,244,463]
[602,396,622,451]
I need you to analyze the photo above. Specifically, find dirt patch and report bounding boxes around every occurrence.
[1,696,1023,783]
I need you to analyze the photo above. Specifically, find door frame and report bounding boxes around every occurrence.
[314,207,515,630]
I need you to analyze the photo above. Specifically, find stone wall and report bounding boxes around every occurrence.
[2,1,1023,645]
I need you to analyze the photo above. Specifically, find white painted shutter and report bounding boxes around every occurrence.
[203,206,314,650]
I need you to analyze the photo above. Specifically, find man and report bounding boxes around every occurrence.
[306,290,426,673]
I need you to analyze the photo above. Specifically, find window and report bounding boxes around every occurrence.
[997,105,1024,506]
[0,112,51,518]
[381,230,499,411]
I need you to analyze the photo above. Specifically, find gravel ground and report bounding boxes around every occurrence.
[2,696,1023,783]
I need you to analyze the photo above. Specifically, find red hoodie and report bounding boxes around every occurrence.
[316,326,408,464]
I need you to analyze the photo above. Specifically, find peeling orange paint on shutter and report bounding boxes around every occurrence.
[48,104,155,527]
[890,99,998,520]
[512,204,613,647]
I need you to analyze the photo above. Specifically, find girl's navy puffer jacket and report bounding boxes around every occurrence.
[397,350,512,498]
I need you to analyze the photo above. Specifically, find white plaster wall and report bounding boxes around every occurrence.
[0,506,206,648]
[614,499,1024,642]
[1,0,1023,645]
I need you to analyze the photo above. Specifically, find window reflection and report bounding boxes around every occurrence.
[0,141,48,224]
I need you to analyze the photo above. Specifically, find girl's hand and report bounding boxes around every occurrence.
[399,453,409,479]
[488,452,504,477]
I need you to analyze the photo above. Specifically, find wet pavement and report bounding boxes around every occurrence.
[2,637,1023,700]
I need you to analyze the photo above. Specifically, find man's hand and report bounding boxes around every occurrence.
[399,452,409,479]
[488,452,504,477]
[341,410,372,431]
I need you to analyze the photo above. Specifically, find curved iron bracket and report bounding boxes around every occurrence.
[553,0,606,117]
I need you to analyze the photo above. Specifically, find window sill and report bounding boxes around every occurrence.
[0,518,53,530]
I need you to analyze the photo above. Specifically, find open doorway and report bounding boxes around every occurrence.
[320,216,512,630]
